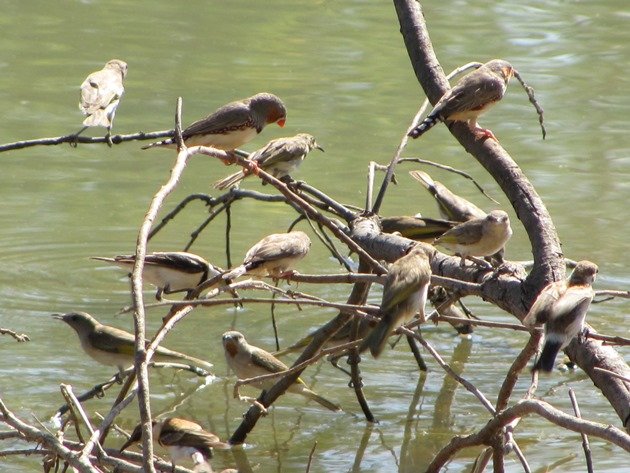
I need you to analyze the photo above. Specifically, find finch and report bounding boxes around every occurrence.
[213,133,323,190]
[408,59,514,140]
[120,417,228,472]
[142,92,286,150]
[92,251,222,300]
[53,312,213,374]
[361,245,433,358]
[78,59,128,145]
[222,331,341,411]
[222,231,311,280]
[434,210,512,267]
[523,261,598,373]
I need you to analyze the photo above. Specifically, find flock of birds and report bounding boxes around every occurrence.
[53,58,598,471]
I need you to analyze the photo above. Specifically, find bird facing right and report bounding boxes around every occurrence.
[523,261,598,373]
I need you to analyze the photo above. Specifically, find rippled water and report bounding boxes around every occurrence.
[1,1,629,471]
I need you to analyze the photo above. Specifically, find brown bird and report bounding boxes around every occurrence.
[434,210,512,267]
[142,92,286,150]
[120,417,229,472]
[92,251,222,300]
[523,261,598,372]
[77,59,128,145]
[213,133,323,190]
[222,231,311,280]
[360,245,433,358]
[408,59,514,140]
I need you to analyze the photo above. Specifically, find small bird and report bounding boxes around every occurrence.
[53,312,213,374]
[408,59,514,140]
[120,417,228,472]
[77,59,128,146]
[360,244,433,358]
[92,251,222,300]
[380,215,455,242]
[434,210,512,267]
[523,261,598,373]
[222,231,311,280]
[142,92,287,150]
[409,170,486,222]
[222,331,341,411]
[213,133,323,190]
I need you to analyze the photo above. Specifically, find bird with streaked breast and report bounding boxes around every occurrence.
[213,133,323,190]
[222,330,341,411]
[523,261,598,373]
[222,230,311,280]
[142,92,286,150]
[92,251,222,300]
[408,59,514,141]
[120,417,229,472]
[53,311,213,374]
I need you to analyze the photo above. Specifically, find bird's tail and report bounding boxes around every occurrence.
[532,339,563,373]
[409,170,437,194]
[154,346,214,373]
[214,171,246,190]
[90,256,117,263]
[222,264,248,280]
[408,113,442,139]
[300,387,342,412]
[359,320,392,358]
[141,138,175,150]
[83,110,111,128]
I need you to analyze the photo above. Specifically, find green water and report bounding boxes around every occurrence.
[1,1,628,471]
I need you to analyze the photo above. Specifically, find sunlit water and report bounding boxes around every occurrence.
[1,1,628,471]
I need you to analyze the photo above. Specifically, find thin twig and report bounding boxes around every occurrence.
[513,70,546,139]
[569,388,594,473]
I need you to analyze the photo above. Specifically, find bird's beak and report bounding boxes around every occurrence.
[51,313,64,320]
[316,145,324,152]
[277,118,286,128]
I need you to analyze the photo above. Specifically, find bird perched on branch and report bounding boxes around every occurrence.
[222,231,311,280]
[142,92,287,151]
[408,59,514,141]
[213,133,323,190]
[77,59,128,146]
[523,261,598,373]
[120,417,229,473]
[222,331,341,411]
[434,210,512,267]
[92,251,222,300]
[361,244,433,358]
[53,312,213,374]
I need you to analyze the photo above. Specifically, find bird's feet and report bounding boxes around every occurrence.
[472,126,498,142]
[237,394,268,415]
[578,327,590,344]
[105,131,113,147]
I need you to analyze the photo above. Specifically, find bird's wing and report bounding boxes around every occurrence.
[246,234,305,263]
[523,282,564,326]
[182,101,252,137]
[80,69,123,114]
[88,326,135,355]
[381,264,428,312]
[250,347,289,373]
[436,220,483,245]
[145,252,208,274]
[547,286,594,327]
[255,137,304,168]
[437,73,506,117]
[160,428,219,449]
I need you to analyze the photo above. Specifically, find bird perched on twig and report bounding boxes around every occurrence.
[213,133,323,190]
[92,251,222,300]
[53,312,213,374]
[434,210,512,267]
[120,417,229,473]
[523,261,598,373]
[222,231,311,280]
[222,331,341,411]
[142,92,287,151]
[76,59,128,146]
[360,244,434,358]
[408,59,514,141]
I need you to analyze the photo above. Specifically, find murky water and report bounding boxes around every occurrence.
[1,1,628,471]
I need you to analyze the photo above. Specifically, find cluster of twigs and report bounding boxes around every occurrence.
[2,1,630,472]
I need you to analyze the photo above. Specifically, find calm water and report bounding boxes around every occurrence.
[1,1,629,471]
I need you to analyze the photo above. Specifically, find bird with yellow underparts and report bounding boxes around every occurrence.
[222,331,341,412]
[523,261,598,373]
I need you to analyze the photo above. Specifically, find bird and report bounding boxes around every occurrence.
[142,92,287,151]
[222,331,341,411]
[120,417,229,472]
[91,251,222,300]
[434,210,512,267]
[213,133,323,190]
[77,59,128,146]
[380,215,455,242]
[523,261,598,373]
[409,170,486,222]
[53,312,213,374]
[408,59,514,140]
[360,244,433,358]
[222,231,311,280]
